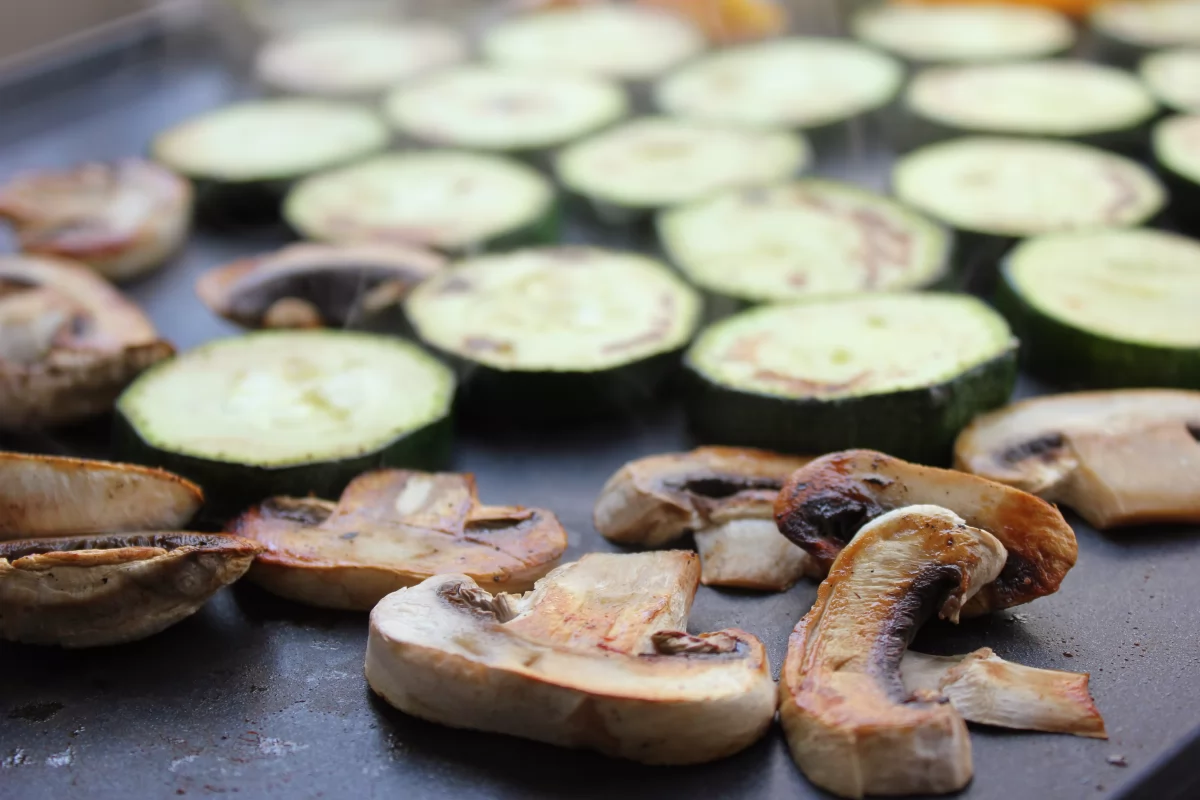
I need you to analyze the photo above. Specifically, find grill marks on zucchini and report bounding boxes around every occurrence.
[658,180,949,303]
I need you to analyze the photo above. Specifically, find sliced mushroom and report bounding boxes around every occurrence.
[0,532,261,648]
[0,255,174,429]
[195,242,445,329]
[229,469,569,610]
[0,452,203,540]
[780,505,1008,798]
[0,159,192,282]
[955,390,1200,530]
[366,550,776,764]
[594,446,818,590]
[901,648,1107,739]
[774,449,1077,615]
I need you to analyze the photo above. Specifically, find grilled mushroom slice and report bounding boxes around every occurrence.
[366,550,776,764]
[0,452,202,540]
[0,532,260,648]
[594,446,818,590]
[0,255,174,429]
[901,648,1107,739]
[195,242,445,329]
[780,505,1007,798]
[0,159,192,282]
[775,449,1077,614]
[955,390,1200,530]
[230,469,568,610]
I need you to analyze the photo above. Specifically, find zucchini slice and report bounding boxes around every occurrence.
[654,38,903,131]
[1089,0,1200,65]
[682,293,1017,464]
[283,151,557,253]
[1140,48,1200,112]
[382,65,628,154]
[152,99,389,221]
[405,246,701,423]
[900,61,1157,151]
[851,3,1075,65]
[1153,113,1200,232]
[114,331,455,520]
[555,117,809,217]
[254,21,467,97]
[997,228,1200,389]
[657,179,950,304]
[481,4,706,81]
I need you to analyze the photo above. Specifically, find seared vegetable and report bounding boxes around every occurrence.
[954,389,1200,529]
[682,293,1017,464]
[0,255,173,429]
[366,551,775,764]
[1153,113,1200,232]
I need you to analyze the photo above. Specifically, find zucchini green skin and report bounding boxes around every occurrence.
[682,347,1018,466]
[994,264,1200,390]
[112,412,453,524]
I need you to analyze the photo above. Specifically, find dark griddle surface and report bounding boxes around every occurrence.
[0,31,1198,800]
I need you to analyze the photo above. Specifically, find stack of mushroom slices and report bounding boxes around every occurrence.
[0,254,174,430]
[228,469,568,610]
[365,550,777,765]
[195,242,445,330]
[956,389,1200,530]
[775,450,1105,799]
[0,452,260,648]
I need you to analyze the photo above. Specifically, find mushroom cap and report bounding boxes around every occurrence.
[955,390,1200,529]
[780,505,1007,798]
[195,242,445,329]
[0,255,174,429]
[0,532,261,648]
[0,452,203,539]
[0,159,192,281]
[229,469,568,610]
[775,449,1077,614]
[366,550,776,764]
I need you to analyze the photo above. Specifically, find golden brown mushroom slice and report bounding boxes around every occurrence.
[0,159,192,282]
[780,505,1008,798]
[0,452,203,540]
[0,255,174,429]
[229,469,568,610]
[955,390,1200,530]
[595,446,818,590]
[0,532,261,648]
[366,550,776,764]
[195,242,445,329]
[775,449,1077,615]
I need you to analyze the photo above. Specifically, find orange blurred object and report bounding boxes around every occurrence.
[637,0,788,43]
[896,0,1105,19]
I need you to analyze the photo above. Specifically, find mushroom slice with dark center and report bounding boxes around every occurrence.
[774,449,1077,614]
[0,532,261,648]
[229,469,568,610]
[901,648,1107,739]
[954,390,1200,530]
[0,452,203,539]
[195,242,445,329]
[0,159,192,282]
[366,550,776,764]
[594,446,818,590]
[779,504,1007,798]
[0,255,174,429]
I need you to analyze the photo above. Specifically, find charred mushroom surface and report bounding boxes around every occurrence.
[0,532,261,648]
[780,505,1007,798]
[229,469,568,610]
[955,390,1200,529]
[594,446,817,590]
[775,449,1077,614]
[0,255,174,429]
[366,550,776,764]
[195,243,445,329]
[0,159,192,281]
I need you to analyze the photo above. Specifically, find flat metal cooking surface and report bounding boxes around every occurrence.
[1,31,1198,800]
